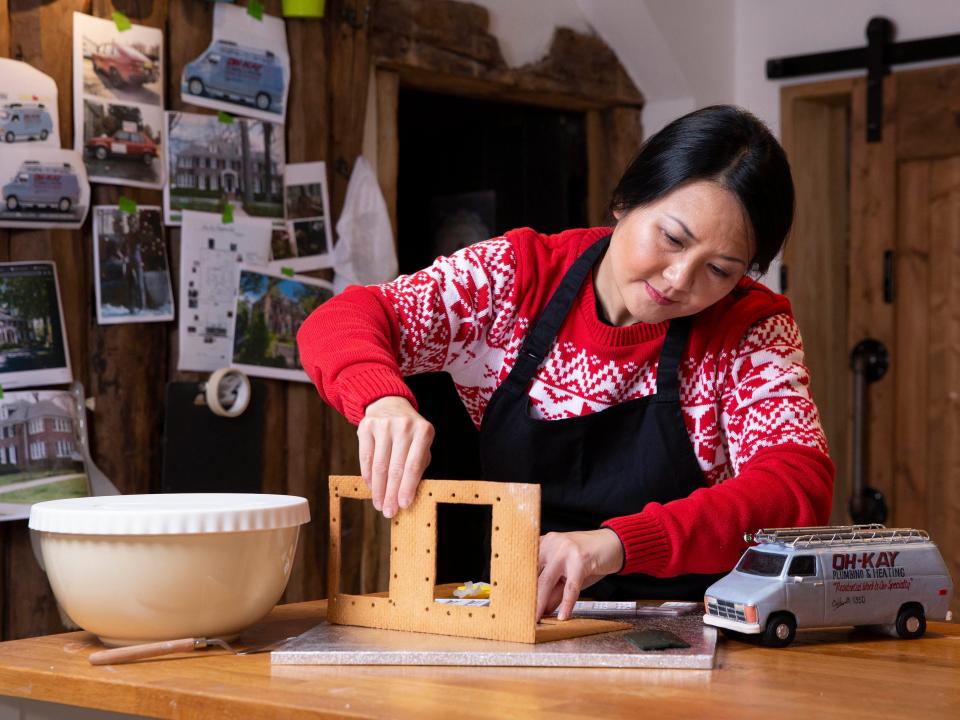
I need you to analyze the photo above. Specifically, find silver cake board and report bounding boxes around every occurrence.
[271,615,716,669]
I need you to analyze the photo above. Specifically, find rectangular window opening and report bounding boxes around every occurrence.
[337,496,391,596]
[435,501,493,602]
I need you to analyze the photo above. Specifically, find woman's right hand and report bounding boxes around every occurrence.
[358,396,435,518]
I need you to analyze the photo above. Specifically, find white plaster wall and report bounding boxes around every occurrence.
[734,0,960,135]
[466,0,592,67]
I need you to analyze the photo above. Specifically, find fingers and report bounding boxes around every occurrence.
[536,532,589,622]
[358,398,434,518]
[556,577,581,621]
[399,427,433,510]
[369,424,392,513]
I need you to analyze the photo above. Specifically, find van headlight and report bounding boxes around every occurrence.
[704,595,716,614]
[742,604,758,624]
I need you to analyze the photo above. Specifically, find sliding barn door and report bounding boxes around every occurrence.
[783,64,960,614]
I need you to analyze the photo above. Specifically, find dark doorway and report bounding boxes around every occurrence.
[397,88,588,583]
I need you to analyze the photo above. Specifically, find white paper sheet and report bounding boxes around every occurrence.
[0,147,90,229]
[177,210,271,372]
[72,12,165,189]
[0,58,61,148]
[92,206,175,325]
[180,3,290,124]
[271,161,335,271]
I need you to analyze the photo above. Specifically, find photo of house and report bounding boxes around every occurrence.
[0,390,88,511]
[231,267,331,382]
[0,262,71,388]
[164,110,285,225]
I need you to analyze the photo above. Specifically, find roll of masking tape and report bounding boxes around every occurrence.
[204,368,251,418]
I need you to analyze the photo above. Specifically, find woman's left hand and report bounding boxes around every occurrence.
[536,528,625,622]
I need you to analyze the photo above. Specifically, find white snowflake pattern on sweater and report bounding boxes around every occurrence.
[377,235,827,488]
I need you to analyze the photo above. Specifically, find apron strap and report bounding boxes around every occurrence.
[504,233,692,402]
[505,235,611,393]
[653,316,691,401]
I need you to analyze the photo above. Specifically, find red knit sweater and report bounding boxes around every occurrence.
[297,226,835,578]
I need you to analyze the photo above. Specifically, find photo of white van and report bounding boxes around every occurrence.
[0,103,54,143]
[182,39,285,115]
[2,161,81,213]
[703,525,954,647]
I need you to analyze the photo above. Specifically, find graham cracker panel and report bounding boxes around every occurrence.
[326,476,629,644]
[328,476,540,643]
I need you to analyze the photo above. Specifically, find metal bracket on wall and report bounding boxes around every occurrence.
[766,16,960,143]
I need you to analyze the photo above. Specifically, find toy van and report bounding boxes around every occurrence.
[183,39,284,113]
[2,161,81,213]
[0,103,54,143]
[703,525,954,647]
[91,42,158,88]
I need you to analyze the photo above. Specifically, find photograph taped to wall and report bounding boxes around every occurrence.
[164,110,285,226]
[230,266,333,383]
[73,12,163,109]
[93,206,175,325]
[180,2,289,124]
[272,161,334,271]
[0,390,90,523]
[0,58,61,148]
[81,100,164,189]
[0,147,90,229]
[0,262,72,389]
[178,210,272,372]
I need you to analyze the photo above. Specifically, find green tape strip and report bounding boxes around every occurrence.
[118,196,137,214]
[280,266,295,277]
[248,0,264,20]
[217,111,234,124]
[222,202,234,224]
[112,11,132,32]
[0,386,4,400]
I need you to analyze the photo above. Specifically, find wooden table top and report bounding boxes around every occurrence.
[0,601,957,719]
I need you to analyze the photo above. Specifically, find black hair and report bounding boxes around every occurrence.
[608,105,794,275]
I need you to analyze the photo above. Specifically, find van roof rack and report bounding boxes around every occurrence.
[746,524,930,548]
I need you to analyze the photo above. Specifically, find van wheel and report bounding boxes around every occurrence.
[895,604,926,639]
[58,197,71,213]
[40,130,48,141]
[143,153,155,165]
[109,67,123,87]
[4,131,13,143]
[188,77,204,96]
[256,92,270,110]
[761,613,796,648]
[6,195,19,211]
[95,146,108,160]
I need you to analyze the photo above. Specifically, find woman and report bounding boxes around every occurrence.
[297,105,834,622]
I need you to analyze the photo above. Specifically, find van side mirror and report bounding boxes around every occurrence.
[792,576,804,584]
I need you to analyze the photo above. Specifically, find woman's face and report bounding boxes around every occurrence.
[595,181,754,325]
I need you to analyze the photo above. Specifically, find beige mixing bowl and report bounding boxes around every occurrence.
[29,493,310,646]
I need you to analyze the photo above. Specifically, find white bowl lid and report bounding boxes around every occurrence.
[28,493,310,535]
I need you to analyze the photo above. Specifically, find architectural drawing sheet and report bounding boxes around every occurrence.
[178,210,271,372]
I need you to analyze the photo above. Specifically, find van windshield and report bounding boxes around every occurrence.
[736,549,787,577]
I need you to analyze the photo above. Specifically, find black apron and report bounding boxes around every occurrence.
[478,234,724,600]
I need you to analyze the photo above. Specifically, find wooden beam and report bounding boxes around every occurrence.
[370,0,643,111]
